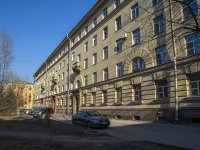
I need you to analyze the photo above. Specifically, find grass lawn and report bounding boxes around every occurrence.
[0,115,188,150]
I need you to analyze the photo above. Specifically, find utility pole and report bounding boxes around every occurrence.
[169,0,179,123]
[66,34,71,114]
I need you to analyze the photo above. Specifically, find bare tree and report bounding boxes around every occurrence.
[0,30,14,81]
[0,30,17,115]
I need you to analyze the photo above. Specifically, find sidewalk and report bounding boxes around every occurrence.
[51,114,200,150]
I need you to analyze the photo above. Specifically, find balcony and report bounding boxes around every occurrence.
[52,76,58,84]
[41,84,45,90]
[72,62,81,73]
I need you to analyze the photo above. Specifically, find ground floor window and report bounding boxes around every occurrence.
[157,80,168,99]
[116,87,122,103]
[190,75,200,96]
[92,92,96,104]
[103,90,108,103]
[82,94,87,105]
[134,84,141,101]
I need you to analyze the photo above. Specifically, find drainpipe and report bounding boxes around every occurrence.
[66,34,71,114]
[169,0,179,123]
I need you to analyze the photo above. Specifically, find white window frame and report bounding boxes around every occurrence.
[115,16,121,31]
[103,68,109,81]
[84,42,88,52]
[116,62,123,77]
[157,80,168,99]
[186,33,200,56]
[93,35,97,46]
[116,39,123,53]
[154,16,164,34]
[102,7,107,19]
[93,72,97,83]
[132,29,140,45]
[131,4,139,20]
[103,46,108,60]
[103,26,108,39]
[156,45,168,65]
[84,58,88,69]
[93,53,97,65]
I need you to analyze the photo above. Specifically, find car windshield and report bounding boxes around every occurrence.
[88,111,101,116]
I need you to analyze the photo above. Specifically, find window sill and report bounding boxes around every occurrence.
[154,31,165,36]
[180,96,200,102]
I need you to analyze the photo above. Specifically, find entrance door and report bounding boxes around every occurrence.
[72,91,80,114]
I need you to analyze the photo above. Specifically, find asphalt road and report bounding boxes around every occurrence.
[52,114,200,150]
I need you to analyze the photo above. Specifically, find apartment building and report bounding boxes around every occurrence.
[33,0,200,123]
[4,81,34,109]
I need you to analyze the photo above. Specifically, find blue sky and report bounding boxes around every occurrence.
[0,0,97,83]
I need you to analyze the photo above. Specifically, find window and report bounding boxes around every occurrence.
[93,72,97,83]
[103,26,108,39]
[84,75,88,86]
[116,87,122,103]
[84,42,88,52]
[92,93,96,104]
[190,75,200,96]
[102,7,107,19]
[59,63,61,70]
[93,18,97,28]
[103,68,109,81]
[154,16,165,34]
[157,80,168,98]
[63,60,65,68]
[132,29,140,45]
[76,80,81,88]
[93,53,97,65]
[62,72,64,80]
[83,94,87,105]
[115,16,121,31]
[93,35,97,46]
[156,45,169,65]
[115,0,120,8]
[185,33,200,56]
[84,58,88,69]
[103,46,108,60]
[135,84,141,101]
[116,39,123,53]
[103,90,108,103]
[133,58,145,71]
[78,32,81,41]
[182,0,198,20]
[62,85,64,92]
[131,4,139,20]
[72,38,75,47]
[77,54,81,62]
[116,62,124,77]
[85,26,88,35]
[152,0,161,6]
[72,52,75,61]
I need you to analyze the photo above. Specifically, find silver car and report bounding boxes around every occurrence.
[72,110,110,128]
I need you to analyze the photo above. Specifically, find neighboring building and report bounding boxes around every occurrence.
[4,81,34,109]
[33,0,200,123]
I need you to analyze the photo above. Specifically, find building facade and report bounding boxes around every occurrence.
[4,81,34,109]
[33,0,200,123]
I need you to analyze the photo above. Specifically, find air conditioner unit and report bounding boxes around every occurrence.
[121,32,127,39]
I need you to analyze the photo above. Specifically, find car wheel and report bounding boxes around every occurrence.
[72,119,76,125]
[87,121,92,129]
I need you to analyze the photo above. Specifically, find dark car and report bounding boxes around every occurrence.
[33,107,53,118]
[72,110,110,128]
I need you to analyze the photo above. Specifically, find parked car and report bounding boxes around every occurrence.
[28,108,38,116]
[33,107,53,118]
[72,110,110,128]
[24,109,31,114]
